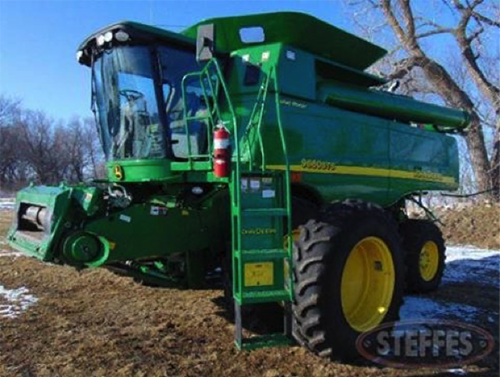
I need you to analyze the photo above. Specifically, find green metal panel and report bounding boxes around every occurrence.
[107,159,179,183]
[183,12,387,70]
[8,185,96,261]
[8,184,230,281]
[222,42,460,208]
[263,96,391,205]
[83,199,223,263]
[315,56,386,87]
[388,122,459,195]
[232,92,458,207]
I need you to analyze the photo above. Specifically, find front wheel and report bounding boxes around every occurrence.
[292,200,405,360]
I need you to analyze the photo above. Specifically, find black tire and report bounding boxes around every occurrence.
[292,200,405,360]
[400,219,446,293]
[291,195,320,229]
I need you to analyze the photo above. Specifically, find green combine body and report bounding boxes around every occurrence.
[8,12,467,357]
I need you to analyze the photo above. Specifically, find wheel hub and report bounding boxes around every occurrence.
[340,236,395,332]
[419,241,439,281]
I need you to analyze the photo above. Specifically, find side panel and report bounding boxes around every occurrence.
[82,189,230,264]
[388,122,459,198]
[235,94,459,207]
[263,98,391,206]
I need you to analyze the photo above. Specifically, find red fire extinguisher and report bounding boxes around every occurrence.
[213,126,231,178]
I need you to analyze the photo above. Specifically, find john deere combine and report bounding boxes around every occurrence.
[8,12,469,358]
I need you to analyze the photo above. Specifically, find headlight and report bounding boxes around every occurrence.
[104,31,113,43]
[96,34,106,46]
[115,30,130,42]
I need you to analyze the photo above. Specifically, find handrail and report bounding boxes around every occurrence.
[241,73,271,171]
[256,69,272,171]
[180,59,237,169]
[180,59,293,306]
[272,69,293,299]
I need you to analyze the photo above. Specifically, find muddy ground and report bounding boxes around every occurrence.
[0,205,498,377]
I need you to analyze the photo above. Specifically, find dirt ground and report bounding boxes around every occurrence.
[436,203,500,250]
[0,206,498,377]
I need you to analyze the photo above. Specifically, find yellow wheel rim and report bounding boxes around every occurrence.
[419,241,439,281]
[341,237,395,332]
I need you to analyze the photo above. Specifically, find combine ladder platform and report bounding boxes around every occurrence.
[230,67,294,350]
[231,171,293,350]
[180,59,293,350]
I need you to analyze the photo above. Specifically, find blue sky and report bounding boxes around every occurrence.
[0,0,355,120]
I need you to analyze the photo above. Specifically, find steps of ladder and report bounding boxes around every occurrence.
[241,289,291,304]
[235,333,292,351]
[241,208,287,217]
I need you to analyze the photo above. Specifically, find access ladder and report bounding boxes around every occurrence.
[181,60,293,350]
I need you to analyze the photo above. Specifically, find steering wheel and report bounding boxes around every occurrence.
[119,89,144,102]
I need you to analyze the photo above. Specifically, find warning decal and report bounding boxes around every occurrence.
[244,262,274,287]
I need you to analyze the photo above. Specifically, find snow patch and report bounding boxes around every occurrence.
[400,296,482,323]
[0,285,37,319]
[0,198,15,211]
[0,249,24,258]
[444,246,500,288]
[400,245,499,323]
[446,245,500,262]
[447,369,467,376]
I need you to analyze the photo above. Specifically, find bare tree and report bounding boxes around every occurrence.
[0,95,20,123]
[65,116,104,182]
[82,117,106,179]
[452,0,500,192]
[345,0,500,199]
[0,95,26,190]
[0,94,105,190]
[18,111,64,184]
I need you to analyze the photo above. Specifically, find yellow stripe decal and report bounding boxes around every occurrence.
[266,161,455,185]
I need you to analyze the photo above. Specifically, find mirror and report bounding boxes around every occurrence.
[196,24,215,62]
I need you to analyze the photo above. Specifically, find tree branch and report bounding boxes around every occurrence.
[452,0,500,111]
[398,0,419,48]
[416,27,454,39]
[386,56,421,80]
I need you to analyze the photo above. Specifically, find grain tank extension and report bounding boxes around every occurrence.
[8,12,468,359]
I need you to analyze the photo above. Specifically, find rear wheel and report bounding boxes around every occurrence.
[400,219,446,293]
[292,200,405,360]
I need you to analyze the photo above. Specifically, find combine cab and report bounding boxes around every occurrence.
[8,12,467,358]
